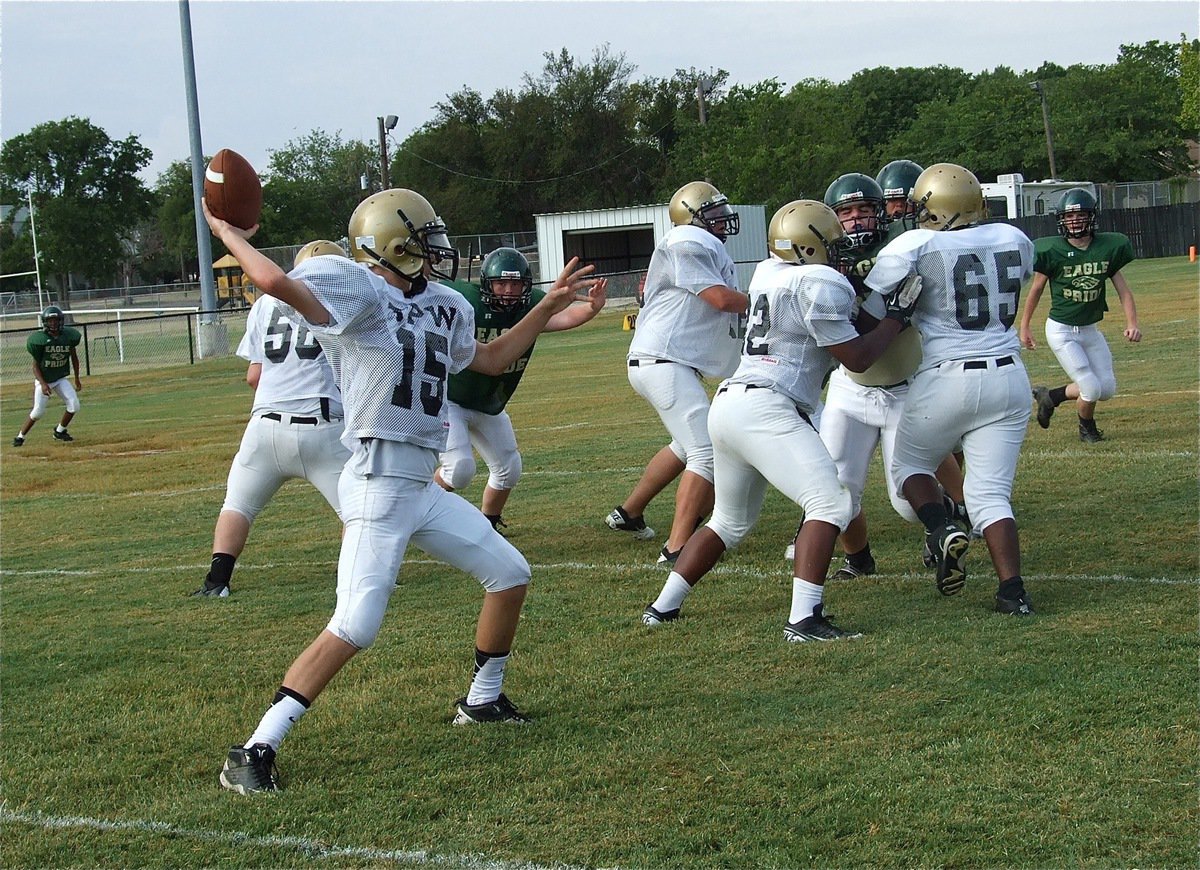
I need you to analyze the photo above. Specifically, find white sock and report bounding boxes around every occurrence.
[651,571,693,613]
[13,433,23,441]
[466,651,509,705]
[246,693,308,751]
[55,424,66,433]
[788,578,824,624]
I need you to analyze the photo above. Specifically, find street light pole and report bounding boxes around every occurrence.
[1030,81,1058,180]
[696,78,711,183]
[377,115,398,190]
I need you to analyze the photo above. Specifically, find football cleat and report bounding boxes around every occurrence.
[783,604,862,642]
[995,590,1035,617]
[52,429,74,442]
[604,506,656,541]
[219,743,280,794]
[928,523,970,596]
[452,693,530,725]
[191,573,230,598]
[831,555,876,581]
[656,544,682,565]
[11,437,24,447]
[1078,422,1105,443]
[1032,386,1055,429]
[641,604,680,626]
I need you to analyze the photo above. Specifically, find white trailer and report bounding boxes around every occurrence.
[981,173,1097,219]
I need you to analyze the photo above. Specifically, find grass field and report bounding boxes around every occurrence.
[1,256,1196,868]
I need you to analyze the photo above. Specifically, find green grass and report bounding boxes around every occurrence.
[1,257,1196,868]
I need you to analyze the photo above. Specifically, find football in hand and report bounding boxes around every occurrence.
[204,149,262,230]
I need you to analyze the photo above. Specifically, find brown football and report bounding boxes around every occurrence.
[204,148,262,230]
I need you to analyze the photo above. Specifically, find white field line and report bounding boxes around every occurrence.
[3,560,1195,586]
[0,807,582,870]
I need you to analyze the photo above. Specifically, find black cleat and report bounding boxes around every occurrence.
[1032,386,1055,429]
[191,573,230,598]
[641,604,680,626]
[604,506,656,540]
[452,693,530,725]
[219,743,280,794]
[928,523,970,596]
[783,604,862,642]
[995,590,1035,616]
[52,429,74,442]
[656,544,682,565]
[11,437,23,447]
[831,555,876,581]
[1078,422,1105,443]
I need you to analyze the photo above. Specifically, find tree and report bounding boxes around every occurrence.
[262,130,377,246]
[0,116,153,292]
[1180,36,1200,140]
[153,158,201,280]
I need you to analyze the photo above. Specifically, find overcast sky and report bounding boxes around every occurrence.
[2,0,1195,185]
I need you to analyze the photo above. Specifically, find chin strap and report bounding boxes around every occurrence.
[361,245,427,296]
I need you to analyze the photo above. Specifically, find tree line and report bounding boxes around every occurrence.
[1,38,1195,295]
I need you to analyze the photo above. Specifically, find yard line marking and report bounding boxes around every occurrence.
[4,562,1196,586]
[0,807,580,869]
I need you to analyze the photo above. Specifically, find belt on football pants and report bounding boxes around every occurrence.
[962,355,1015,370]
[628,358,672,367]
[262,412,319,425]
[715,383,814,428]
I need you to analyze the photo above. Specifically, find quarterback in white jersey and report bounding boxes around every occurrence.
[642,200,920,642]
[866,163,1036,617]
[204,190,599,793]
[193,241,350,599]
[617,181,748,564]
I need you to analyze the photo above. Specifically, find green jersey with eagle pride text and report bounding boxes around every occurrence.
[26,325,82,382]
[1033,232,1134,327]
[446,280,546,415]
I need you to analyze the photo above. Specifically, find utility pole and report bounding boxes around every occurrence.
[378,115,398,190]
[1030,81,1058,180]
[178,0,217,323]
[696,78,711,183]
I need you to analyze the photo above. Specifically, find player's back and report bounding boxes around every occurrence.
[868,223,1033,368]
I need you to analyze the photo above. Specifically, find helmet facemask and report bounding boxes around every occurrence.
[1058,208,1096,239]
[833,200,884,250]
[41,306,64,335]
[693,199,741,241]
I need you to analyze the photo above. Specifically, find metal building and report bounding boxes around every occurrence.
[534,203,768,297]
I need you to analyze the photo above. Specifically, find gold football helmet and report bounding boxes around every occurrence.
[293,240,347,268]
[768,200,849,268]
[669,181,740,239]
[348,188,459,284]
[910,163,986,230]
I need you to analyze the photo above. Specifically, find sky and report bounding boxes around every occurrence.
[2,0,1196,186]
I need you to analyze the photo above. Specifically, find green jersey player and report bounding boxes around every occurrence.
[435,247,607,528]
[13,305,84,446]
[1019,188,1141,442]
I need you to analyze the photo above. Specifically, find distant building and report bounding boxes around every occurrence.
[534,202,768,296]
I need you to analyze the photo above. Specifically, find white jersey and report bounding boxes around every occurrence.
[724,256,858,414]
[285,257,477,452]
[628,224,743,378]
[237,295,343,418]
[866,223,1034,369]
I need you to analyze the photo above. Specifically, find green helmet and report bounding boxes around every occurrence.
[1056,188,1097,239]
[875,160,924,222]
[480,247,533,312]
[875,160,924,201]
[41,305,64,334]
[823,173,885,249]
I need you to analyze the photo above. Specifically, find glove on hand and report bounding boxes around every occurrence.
[884,274,922,324]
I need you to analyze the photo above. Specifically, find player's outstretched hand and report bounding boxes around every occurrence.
[202,198,259,242]
[585,277,609,314]
[543,257,600,315]
[884,273,922,324]
[1124,325,1142,342]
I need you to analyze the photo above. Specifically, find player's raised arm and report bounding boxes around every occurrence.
[203,199,331,326]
